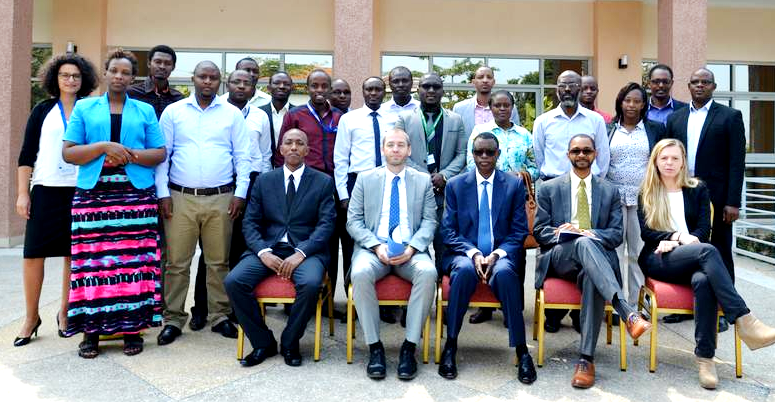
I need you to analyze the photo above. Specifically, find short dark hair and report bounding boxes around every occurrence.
[488,90,514,107]
[648,63,674,80]
[148,45,177,65]
[306,69,331,86]
[389,66,412,79]
[568,133,596,150]
[235,57,258,69]
[270,71,292,83]
[613,82,648,124]
[472,131,500,151]
[39,53,98,98]
[363,76,386,89]
[104,48,139,76]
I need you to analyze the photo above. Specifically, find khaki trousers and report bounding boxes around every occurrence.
[163,190,233,329]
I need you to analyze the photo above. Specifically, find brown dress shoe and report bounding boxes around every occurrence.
[626,313,652,340]
[571,359,595,389]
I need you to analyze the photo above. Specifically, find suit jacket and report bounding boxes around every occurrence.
[441,170,528,267]
[534,173,623,288]
[607,119,666,152]
[665,101,746,208]
[452,97,520,140]
[259,102,295,167]
[242,166,336,260]
[395,108,467,180]
[346,166,438,253]
[637,182,711,268]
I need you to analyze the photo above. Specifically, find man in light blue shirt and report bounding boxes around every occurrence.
[155,61,251,346]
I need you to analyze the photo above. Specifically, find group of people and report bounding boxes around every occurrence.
[13,44,775,391]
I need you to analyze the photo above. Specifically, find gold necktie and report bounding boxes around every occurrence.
[576,180,591,230]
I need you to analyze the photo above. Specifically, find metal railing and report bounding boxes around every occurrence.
[734,164,775,265]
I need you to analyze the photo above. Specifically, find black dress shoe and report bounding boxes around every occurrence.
[469,307,493,324]
[397,343,418,380]
[189,312,207,331]
[663,313,693,324]
[517,353,537,384]
[438,344,458,379]
[157,325,182,346]
[241,345,278,367]
[212,320,238,339]
[281,346,303,366]
[367,344,387,379]
[379,306,397,324]
[718,316,730,333]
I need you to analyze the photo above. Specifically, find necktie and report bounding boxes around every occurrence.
[370,111,382,167]
[576,180,591,230]
[287,174,296,208]
[478,181,492,256]
[388,175,402,256]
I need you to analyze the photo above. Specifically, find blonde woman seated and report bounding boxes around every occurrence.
[638,138,775,389]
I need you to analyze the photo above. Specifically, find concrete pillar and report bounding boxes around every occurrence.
[593,1,644,116]
[657,0,707,101]
[0,0,33,247]
[52,0,107,90]
[333,0,379,108]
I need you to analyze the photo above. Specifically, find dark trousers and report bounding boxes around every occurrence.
[433,202,444,274]
[710,204,735,281]
[224,244,325,350]
[445,255,526,347]
[643,243,749,358]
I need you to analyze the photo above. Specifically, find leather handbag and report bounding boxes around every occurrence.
[516,171,539,249]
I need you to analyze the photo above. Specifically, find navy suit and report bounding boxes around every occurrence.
[441,170,528,346]
[225,166,335,350]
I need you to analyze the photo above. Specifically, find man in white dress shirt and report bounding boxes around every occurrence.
[379,66,420,131]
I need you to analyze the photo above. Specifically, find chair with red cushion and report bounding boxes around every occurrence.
[533,277,627,369]
[346,274,431,363]
[236,275,334,362]
[638,277,742,376]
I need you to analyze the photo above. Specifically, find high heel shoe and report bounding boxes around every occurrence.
[56,315,70,338]
[14,317,42,347]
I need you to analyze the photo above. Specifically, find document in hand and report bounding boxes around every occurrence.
[555,229,601,243]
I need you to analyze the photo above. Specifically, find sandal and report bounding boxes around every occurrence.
[78,334,100,359]
[123,334,144,356]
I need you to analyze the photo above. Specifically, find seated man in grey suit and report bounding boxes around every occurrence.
[347,128,438,380]
[224,129,336,368]
[534,134,651,389]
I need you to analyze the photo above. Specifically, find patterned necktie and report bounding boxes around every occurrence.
[388,176,402,248]
[370,111,382,167]
[576,180,591,230]
[478,181,492,255]
[287,174,296,208]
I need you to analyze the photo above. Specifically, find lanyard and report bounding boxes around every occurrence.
[306,103,337,134]
[420,110,442,142]
[57,99,75,131]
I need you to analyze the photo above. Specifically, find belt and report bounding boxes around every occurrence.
[169,182,234,196]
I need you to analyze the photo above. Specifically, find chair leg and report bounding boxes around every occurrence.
[259,301,266,318]
[649,296,658,373]
[532,291,539,341]
[537,291,546,367]
[237,324,245,360]
[314,294,323,362]
[347,284,354,364]
[606,309,613,345]
[619,315,627,371]
[435,288,443,364]
[327,281,335,336]
[423,313,431,364]
[735,324,743,378]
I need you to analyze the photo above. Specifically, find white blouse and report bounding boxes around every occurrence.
[667,191,690,234]
[31,103,77,187]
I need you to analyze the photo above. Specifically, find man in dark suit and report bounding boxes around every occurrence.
[224,128,336,368]
[259,71,295,167]
[535,134,651,389]
[666,67,746,331]
[438,132,536,383]
[646,63,688,126]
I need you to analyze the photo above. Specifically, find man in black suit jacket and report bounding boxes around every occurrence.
[666,68,746,282]
[225,129,336,367]
[259,72,296,167]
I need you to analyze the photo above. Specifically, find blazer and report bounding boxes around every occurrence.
[259,101,295,167]
[63,94,165,190]
[395,108,467,180]
[607,119,666,152]
[452,97,520,140]
[441,170,528,267]
[637,182,711,268]
[346,166,438,254]
[242,166,336,260]
[534,173,623,288]
[665,101,746,208]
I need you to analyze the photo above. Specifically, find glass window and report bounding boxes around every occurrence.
[544,59,588,84]
[284,54,333,82]
[225,53,281,81]
[488,58,540,85]
[543,88,560,110]
[514,91,538,132]
[381,55,429,77]
[735,99,775,154]
[31,46,53,109]
[432,56,484,84]
[443,90,473,110]
[735,64,775,93]
[170,52,223,79]
[707,63,731,91]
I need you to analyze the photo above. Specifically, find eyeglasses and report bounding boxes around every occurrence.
[58,73,82,81]
[556,83,580,90]
[473,149,497,157]
[569,148,595,155]
[650,78,672,85]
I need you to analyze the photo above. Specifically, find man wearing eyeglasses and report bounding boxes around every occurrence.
[329,78,352,113]
[646,64,688,126]
[534,134,651,389]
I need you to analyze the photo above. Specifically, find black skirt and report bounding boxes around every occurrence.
[23,185,75,258]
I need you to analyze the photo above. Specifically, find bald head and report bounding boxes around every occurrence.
[194,60,219,75]
[192,60,221,100]
[558,70,581,84]
[280,129,309,169]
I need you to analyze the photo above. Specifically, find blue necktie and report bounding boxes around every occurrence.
[387,175,402,256]
[370,111,382,167]
[478,181,492,256]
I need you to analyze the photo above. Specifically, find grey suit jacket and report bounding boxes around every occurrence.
[452,97,520,140]
[346,166,438,254]
[534,173,623,288]
[394,108,467,180]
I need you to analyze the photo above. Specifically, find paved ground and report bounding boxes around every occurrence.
[2,247,775,401]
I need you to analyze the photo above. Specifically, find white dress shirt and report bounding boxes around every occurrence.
[333,105,387,199]
[378,97,421,131]
[240,102,272,173]
[156,94,251,198]
[532,105,610,178]
[687,99,713,176]
[257,164,306,257]
[270,101,291,146]
[377,168,410,243]
[465,170,508,259]
[570,170,593,228]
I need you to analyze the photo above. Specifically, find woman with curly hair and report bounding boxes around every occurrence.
[62,49,166,358]
[14,53,98,347]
